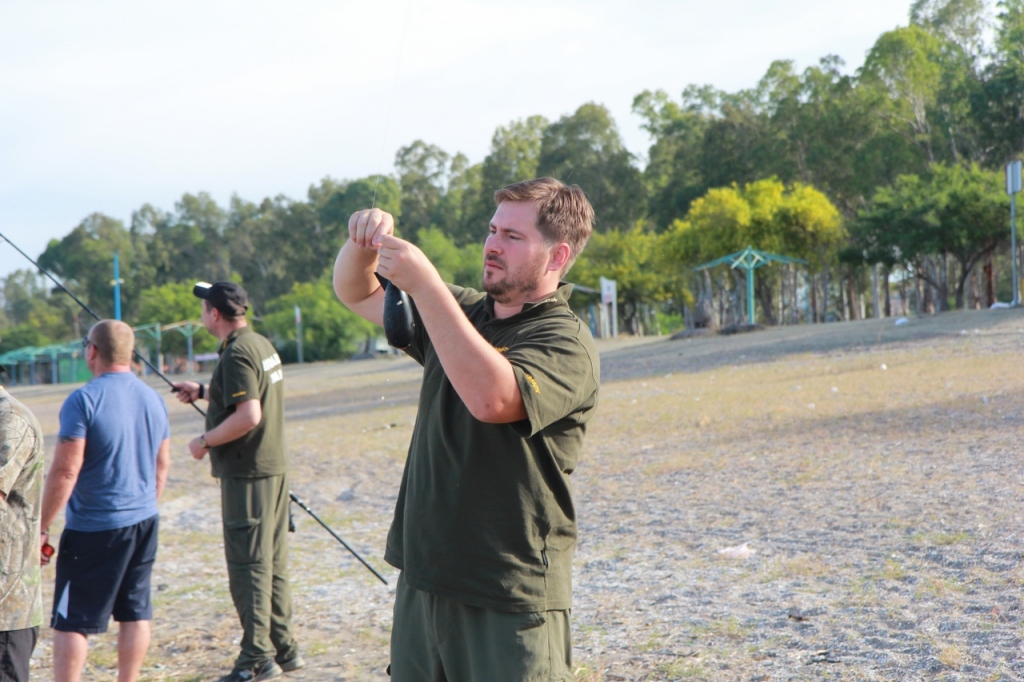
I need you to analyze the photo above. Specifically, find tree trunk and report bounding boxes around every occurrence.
[872,264,881,319]
[984,256,995,307]
[848,274,859,321]
[821,264,830,321]
[810,274,819,323]
[756,275,776,326]
[884,266,891,317]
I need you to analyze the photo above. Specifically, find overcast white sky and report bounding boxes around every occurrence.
[0,0,912,279]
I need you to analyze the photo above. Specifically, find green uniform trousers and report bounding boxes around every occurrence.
[389,572,573,682]
[220,474,297,669]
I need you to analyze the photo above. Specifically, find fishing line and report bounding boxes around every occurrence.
[371,0,414,210]
[0,230,206,417]
[0,231,388,584]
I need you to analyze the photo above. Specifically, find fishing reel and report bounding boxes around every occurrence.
[375,274,416,349]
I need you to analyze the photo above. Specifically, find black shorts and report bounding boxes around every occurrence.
[0,627,38,682]
[51,515,159,634]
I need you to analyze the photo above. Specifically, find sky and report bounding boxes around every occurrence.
[0,0,912,279]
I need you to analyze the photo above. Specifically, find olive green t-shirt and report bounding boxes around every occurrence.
[206,326,287,479]
[384,282,600,612]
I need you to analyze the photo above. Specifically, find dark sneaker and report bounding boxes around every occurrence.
[216,660,283,682]
[276,653,306,673]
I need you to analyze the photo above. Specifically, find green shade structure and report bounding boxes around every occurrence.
[695,246,807,325]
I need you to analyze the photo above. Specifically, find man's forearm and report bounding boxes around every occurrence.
[205,401,261,446]
[40,438,85,530]
[155,439,170,501]
[333,241,385,325]
[412,278,526,423]
[40,467,77,531]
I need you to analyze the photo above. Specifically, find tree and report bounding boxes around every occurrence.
[660,179,844,325]
[1,270,48,328]
[130,193,233,289]
[974,0,1024,165]
[136,282,217,356]
[462,116,549,243]
[860,25,945,165]
[572,224,666,334]
[228,195,341,311]
[39,213,135,322]
[632,87,715,228]
[433,154,484,246]
[853,163,1008,309]
[416,227,483,289]
[395,140,451,242]
[261,277,379,361]
[537,103,645,230]
[311,175,402,235]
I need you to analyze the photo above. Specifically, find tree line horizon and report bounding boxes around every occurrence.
[2,0,1023,361]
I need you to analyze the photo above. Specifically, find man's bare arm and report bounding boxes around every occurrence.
[40,436,85,532]
[408,274,527,423]
[189,399,262,460]
[373,232,526,423]
[332,209,389,327]
[155,438,170,501]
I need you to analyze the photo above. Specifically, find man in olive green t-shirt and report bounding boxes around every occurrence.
[172,282,301,682]
[334,178,600,682]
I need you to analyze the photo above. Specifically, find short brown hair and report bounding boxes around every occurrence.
[494,177,594,273]
[89,320,135,366]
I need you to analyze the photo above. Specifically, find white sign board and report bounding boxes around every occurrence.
[600,277,617,305]
[1007,160,1022,195]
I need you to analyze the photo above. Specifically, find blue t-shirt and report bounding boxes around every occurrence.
[58,372,170,532]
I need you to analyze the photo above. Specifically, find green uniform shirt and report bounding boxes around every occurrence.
[385,282,600,613]
[0,386,45,630]
[207,326,287,479]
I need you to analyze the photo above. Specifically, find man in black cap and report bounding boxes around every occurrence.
[172,282,301,682]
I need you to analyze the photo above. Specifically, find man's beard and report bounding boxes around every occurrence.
[482,256,545,304]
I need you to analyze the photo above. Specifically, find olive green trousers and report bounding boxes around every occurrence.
[389,572,573,682]
[220,474,298,669]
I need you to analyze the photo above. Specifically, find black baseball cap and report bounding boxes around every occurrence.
[193,281,249,317]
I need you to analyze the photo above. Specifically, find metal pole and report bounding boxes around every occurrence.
[187,330,194,375]
[294,305,304,364]
[1012,193,1019,306]
[113,252,122,320]
[747,268,755,324]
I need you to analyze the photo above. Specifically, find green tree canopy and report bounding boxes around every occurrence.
[261,277,379,361]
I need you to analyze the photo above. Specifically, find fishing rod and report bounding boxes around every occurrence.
[289,492,388,585]
[0,229,204,416]
[0,230,389,585]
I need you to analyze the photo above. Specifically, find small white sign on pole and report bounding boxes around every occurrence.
[599,277,618,338]
[600,277,616,304]
[1007,160,1022,195]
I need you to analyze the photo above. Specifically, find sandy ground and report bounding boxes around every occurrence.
[11,308,1024,681]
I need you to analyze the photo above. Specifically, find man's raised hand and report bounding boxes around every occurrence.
[375,233,441,296]
[170,381,201,404]
[348,208,395,249]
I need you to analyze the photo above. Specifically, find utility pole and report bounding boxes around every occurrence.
[1007,160,1022,306]
[294,305,304,364]
[111,252,124,320]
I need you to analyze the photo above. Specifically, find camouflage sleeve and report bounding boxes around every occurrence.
[0,412,39,498]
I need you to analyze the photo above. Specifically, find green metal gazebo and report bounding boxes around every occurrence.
[694,246,807,325]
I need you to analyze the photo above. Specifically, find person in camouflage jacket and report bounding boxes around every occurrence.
[0,380,45,682]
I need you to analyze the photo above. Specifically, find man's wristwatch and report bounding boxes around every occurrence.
[199,435,210,450]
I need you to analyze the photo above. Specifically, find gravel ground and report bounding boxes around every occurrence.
[13,308,1024,681]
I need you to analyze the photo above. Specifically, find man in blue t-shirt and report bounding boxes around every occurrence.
[39,320,170,682]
